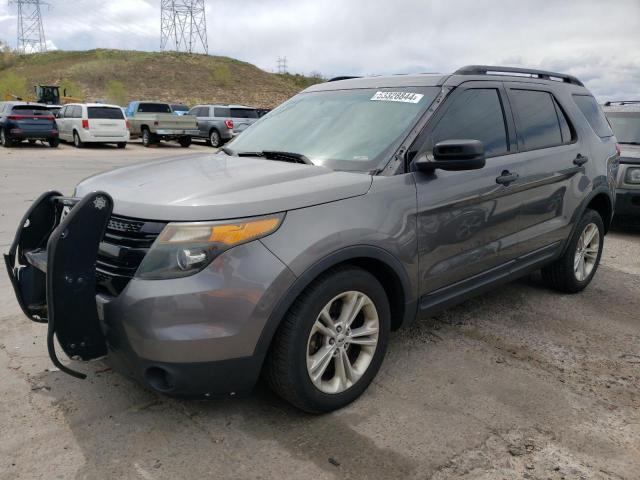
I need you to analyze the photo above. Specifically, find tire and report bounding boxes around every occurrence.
[73,131,83,148]
[117,142,127,149]
[141,128,155,147]
[28,139,37,144]
[1,129,13,148]
[49,138,59,148]
[178,136,192,148]
[541,208,604,293]
[264,266,391,413]
[209,129,221,148]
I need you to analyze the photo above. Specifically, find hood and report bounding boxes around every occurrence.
[619,144,640,163]
[74,153,373,221]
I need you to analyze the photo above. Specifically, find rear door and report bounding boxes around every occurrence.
[504,84,583,253]
[413,81,530,296]
[87,106,127,138]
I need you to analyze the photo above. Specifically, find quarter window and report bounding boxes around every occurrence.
[214,107,230,118]
[431,89,509,157]
[510,90,566,150]
[573,95,614,138]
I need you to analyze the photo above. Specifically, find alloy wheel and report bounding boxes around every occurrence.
[574,222,600,282]
[306,290,379,394]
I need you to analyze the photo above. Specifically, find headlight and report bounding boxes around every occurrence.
[625,167,640,185]
[135,213,284,280]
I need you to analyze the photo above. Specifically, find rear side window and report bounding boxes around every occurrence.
[138,103,172,114]
[88,107,124,120]
[510,90,569,150]
[11,105,51,116]
[573,95,614,138]
[431,89,508,157]
[230,108,258,119]
[214,107,230,117]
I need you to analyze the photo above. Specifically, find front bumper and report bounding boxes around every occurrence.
[4,191,296,396]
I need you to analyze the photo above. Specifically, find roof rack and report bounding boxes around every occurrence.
[328,76,361,82]
[454,65,584,87]
[604,100,640,106]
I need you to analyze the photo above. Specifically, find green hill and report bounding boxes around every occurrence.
[0,49,323,108]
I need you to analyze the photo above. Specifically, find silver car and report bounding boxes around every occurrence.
[5,66,618,412]
[189,104,259,147]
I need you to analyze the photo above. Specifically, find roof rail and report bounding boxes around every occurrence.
[604,100,640,106]
[454,65,584,87]
[328,76,361,82]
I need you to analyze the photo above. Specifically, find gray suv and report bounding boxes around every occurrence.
[189,104,260,147]
[603,101,640,222]
[5,66,618,413]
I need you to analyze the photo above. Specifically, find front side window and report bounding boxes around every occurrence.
[227,86,440,171]
[573,95,614,138]
[510,89,565,150]
[605,113,640,144]
[429,88,509,157]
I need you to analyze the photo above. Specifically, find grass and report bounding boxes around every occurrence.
[0,49,323,108]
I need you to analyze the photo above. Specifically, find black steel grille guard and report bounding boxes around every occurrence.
[4,191,113,379]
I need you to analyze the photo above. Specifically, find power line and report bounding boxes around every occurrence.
[160,0,208,54]
[9,0,48,54]
[277,56,288,74]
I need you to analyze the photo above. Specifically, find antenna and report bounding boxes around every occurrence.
[160,0,208,54]
[277,56,288,74]
[10,0,48,54]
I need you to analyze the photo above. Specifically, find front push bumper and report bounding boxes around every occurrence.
[4,191,296,397]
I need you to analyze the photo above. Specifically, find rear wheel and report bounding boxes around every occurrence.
[73,131,83,148]
[209,129,221,147]
[264,266,390,413]
[28,139,37,145]
[117,142,127,149]
[141,128,155,147]
[1,129,13,148]
[178,136,192,148]
[49,138,59,148]
[542,208,604,293]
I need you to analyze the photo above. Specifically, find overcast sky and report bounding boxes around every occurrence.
[0,0,638,101]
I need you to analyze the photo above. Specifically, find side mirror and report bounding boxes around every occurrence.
[414,139,486,172]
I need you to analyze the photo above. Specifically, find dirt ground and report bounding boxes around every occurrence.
[1,142,639,480]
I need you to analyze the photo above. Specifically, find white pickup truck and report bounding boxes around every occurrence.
[125,101,199,147]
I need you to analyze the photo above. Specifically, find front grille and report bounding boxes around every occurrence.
[96,215,166,295]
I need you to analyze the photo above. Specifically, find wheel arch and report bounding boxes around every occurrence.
[253,245,417,357]
[562,187,613,255]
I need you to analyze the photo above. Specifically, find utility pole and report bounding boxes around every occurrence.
[160,0,208,54]
[10,0,48,54]
[277,56,288,74]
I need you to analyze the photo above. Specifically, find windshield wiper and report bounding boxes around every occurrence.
[235,150,314,165]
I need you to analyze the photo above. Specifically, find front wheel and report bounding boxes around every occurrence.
[178,136,192,148]
[264,266,390,413]
[542,208,604,293]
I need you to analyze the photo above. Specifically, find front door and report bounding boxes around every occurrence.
[411,82,528,298]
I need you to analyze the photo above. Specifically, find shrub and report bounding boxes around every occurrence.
[0,72,29,100]
[211,65,232,86]
[105,79,127,106]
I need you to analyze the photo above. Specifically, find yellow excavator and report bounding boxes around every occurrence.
[3,85,83,104]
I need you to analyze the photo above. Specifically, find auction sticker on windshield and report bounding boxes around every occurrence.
[371,91,424,103]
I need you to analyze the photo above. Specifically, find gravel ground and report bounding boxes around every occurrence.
[1,142,639,480]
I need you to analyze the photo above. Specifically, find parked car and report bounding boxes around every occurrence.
[0,101,59,147]
[188,104,235,147]
[5,66,618,413]
[170,104,190,116]
[603,101,640,222]
[125,101,199,147]
[56,103,129,148]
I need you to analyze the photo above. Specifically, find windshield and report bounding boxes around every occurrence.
[226,86,440,171]
[171,104,189,112]
[606,113,640,144]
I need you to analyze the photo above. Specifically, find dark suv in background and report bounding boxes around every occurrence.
[603,101,640,222]
[6,66,618,413]
[0,102,59,148]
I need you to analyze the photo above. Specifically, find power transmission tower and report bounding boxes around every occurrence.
[277,56,288,74]
[160,0,208,54]
[10,0,48,54]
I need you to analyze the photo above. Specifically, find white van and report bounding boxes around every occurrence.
[56,103,129,148]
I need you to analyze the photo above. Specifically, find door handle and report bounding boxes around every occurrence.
[496,170,519,185]
[573,154,589,166]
